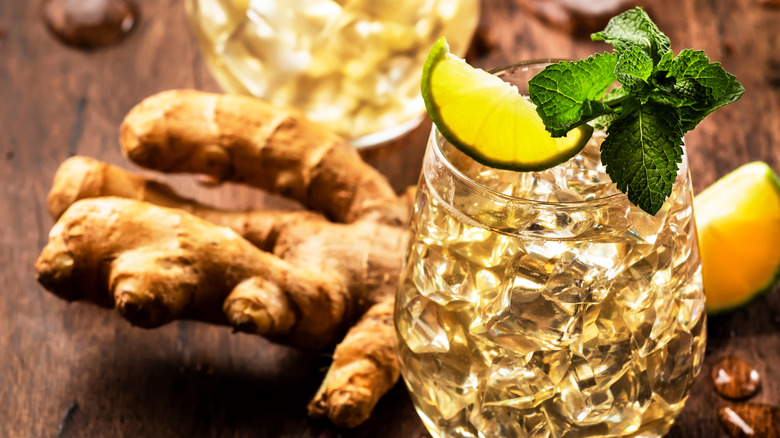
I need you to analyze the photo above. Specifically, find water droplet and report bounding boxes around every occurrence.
[42,0,137,49]
[711,357,761,400]
[717,404,780,438]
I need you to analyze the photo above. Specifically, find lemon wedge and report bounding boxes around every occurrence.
[695,161,780,314]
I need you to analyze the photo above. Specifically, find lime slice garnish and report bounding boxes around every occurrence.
[421,38,593,171]
[695,161,780,314]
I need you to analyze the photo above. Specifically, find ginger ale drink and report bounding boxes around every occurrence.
[185,0,479,147]
[395,62,706,437]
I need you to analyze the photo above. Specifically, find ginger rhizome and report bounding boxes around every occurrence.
[120,89,406,226]
[35,90,412,428]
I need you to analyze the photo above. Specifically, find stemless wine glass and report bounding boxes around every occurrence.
[184,0,480,148]
[394,61,707,437]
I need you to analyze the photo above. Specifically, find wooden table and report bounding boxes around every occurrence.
[1,1,779,437]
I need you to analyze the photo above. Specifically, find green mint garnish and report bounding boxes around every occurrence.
[528,53,618,137]
[592,7,671,64]
[528,7,744,215]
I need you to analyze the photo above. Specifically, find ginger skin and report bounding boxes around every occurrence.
[37,197,349,346]
[119,89,406,226]
[36,90,415,428]
[37,196,402,425]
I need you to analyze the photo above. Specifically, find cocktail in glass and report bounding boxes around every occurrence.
[395,61,706,437]
[184,0,480,148]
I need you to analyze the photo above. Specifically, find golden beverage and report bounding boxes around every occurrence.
[395,63,706,438]
[184,0,479,147]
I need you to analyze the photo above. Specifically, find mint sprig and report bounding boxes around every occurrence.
[528,7,744,215]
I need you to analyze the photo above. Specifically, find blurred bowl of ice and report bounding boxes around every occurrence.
[185,0,480,148]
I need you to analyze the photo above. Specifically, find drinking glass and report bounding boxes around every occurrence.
[394,61,707,437]
[184,0,480,148]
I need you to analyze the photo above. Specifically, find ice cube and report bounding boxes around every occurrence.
[578,298,633,386]
[601,364,652,434]
[542,249,615,305]
[676,275,705,332]
[411,244,472,305]
[626,205,665,246]
[471,285,583,354]
[548,188,582,203]
[644,326,698,405]
[469,404,546,438]
[396,292,450,354]
[450,233,519,270]
[555,354,614,425]
[469,243,588,352]
[220,8,314,95]
[428,410,479,438]
[415,342,482,421]
[485,356,553,408]
[526,170,558,202]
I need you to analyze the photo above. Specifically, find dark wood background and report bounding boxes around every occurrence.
[2,1,779,437]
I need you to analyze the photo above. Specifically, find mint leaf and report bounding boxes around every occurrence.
[602,86,630,106]
[667,50,736,93]
[677,79,744,132]
[615,46,654,97]
[527,7,744,215]
[656,50,675,71]
[592,7,671,63]
[528,53,618,137]
[592,113,621,131]
[601,99,684,215]
[657,49,745,132]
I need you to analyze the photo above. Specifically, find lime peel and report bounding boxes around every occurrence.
[421,38,593,172]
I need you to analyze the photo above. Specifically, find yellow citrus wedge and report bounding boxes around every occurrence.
[421,38,593,171]
[695,161,780,314]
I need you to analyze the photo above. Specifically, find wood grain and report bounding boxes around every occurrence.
[1,0,778,437]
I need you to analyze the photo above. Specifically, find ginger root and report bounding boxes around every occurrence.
[119,89,406,226]
[35,90,414,428]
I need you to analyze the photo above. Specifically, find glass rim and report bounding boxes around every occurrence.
[430,130,628,213]
[428,59,632,212]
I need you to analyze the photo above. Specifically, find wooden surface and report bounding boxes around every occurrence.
[1,1,779,437]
